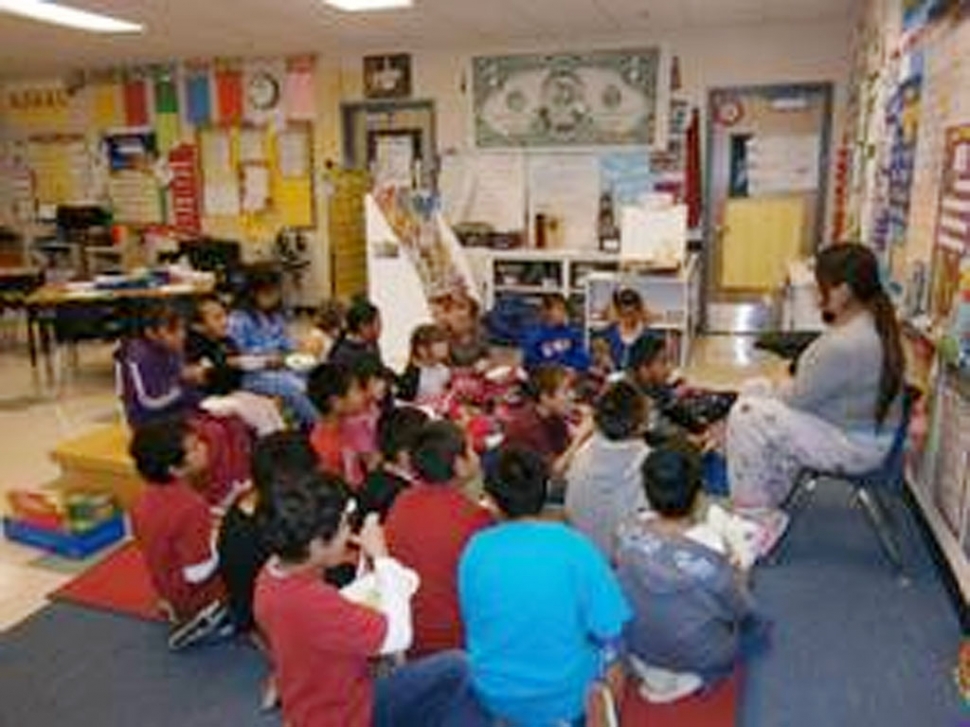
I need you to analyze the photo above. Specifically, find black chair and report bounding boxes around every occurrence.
[771,385,918,579]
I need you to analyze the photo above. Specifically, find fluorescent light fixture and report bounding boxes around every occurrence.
[0,0,144,33]
[323,0,412,11]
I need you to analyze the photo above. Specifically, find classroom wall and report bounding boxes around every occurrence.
[0,18,854,291]
[332,20,853,234]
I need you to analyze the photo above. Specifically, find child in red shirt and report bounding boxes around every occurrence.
[254,472,485,727]
[128,417,231,650]
[307,362,368,485]
[385,420,494,657]
[503,364,595,479]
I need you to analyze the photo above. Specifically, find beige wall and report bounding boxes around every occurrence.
[333,20,852,154]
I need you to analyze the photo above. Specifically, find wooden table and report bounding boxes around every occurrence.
[25,281,213,383]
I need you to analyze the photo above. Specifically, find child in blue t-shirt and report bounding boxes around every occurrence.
[523,293,590,373]
[459,446,631,726]
[228,268,319,427]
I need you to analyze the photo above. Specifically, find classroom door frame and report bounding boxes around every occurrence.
[340,99,437,185]
[701,81,834,326]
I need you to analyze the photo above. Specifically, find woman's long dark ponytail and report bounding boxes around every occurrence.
[815,243,904,428]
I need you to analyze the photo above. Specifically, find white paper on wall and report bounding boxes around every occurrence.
[241,165,271,213]
[374,135,414,188]
[747,134,821,195]
[440,152,526,233]
[528,153,600,249]
[620,203,687,265]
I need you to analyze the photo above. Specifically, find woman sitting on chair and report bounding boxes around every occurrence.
[726,243,905,512]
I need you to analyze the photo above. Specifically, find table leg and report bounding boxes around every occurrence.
[39,316,54,385]
[27,306,38,370]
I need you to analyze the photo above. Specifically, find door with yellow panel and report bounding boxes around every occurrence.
[705,84,832,332]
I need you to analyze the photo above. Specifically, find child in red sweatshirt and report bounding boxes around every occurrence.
[128,416,231,650]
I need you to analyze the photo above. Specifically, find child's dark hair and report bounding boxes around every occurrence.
[523,364,568,402]
[486,445,548,518]
[411,420,468,484]
[129,416,191,483]
[140,302,184,336]
[354,353,390,389]
[345,297,380,334]
[613,287,644,312]
[377,406,430,462]
[240,266,283,313]
[192,295,225,324]
[541,293,568,313]
[641,444,702,518]
[263,473,351,562]
[316,299,345,335]
[251,431,319,500]
[307,362,353,415]
[627,334,666,373]
[595,380,648,441]
[410,324,447,358]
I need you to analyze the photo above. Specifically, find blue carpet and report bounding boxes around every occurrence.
[742,481,966,727]
[0,482,965,726]
[0,604,271,727]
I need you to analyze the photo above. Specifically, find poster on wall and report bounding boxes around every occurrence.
[168,144,201,233]
[886,69,923,247]
[104,130,158,172]
[363,54,412,100]
[935,124,970,255]
[472,48,661,148]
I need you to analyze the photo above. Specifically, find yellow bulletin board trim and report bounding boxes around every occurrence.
[197,122,315,240]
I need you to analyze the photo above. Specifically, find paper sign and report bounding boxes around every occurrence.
[277,129,309,178]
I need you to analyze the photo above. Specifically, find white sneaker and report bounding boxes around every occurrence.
[630,658,704,704]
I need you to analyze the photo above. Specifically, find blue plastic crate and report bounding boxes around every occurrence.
[2,515,126,559]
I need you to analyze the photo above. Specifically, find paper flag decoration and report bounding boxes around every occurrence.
[154,70,179,115]
[91,82,122,130]
[156,113,180,155]
[185,67,212,126]
[123,78,149,127]
[215,66,243,125]
[285,56,316,120]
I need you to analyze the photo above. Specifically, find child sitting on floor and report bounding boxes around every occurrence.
[128,417,232,651]
[595,287,655,371]
[341,355,395,478]
[302,298,345,363]
[307,362,369,485]
[358,405,430,520]
[254,473,481,727]
[565,380,651,559]
[523,293,590,373]
[445,293,490,369]
[228,267,319,428]
[185,296,285,436]
[502,364,594,480]
[116,303,204,428]
[398,324,452,406]
[459,446,631,727]
[615,445,770,704]
[329,296,386,371]
[385,420,493,657]
[626,334,736,449]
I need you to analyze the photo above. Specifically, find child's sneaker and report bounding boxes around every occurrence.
[167,600,233,651]
[630,657,703,705]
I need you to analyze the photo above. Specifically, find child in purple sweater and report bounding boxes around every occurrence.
[116,304,204,428]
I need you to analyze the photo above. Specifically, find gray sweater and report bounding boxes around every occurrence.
[784,311,900,434]
[564,434,650,559]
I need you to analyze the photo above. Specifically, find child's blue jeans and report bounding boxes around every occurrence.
[242,370,319,427]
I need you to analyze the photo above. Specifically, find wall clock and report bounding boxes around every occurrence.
[248,71,280,112]
[714,96,744,127]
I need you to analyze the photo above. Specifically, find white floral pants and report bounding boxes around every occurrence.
[726,394,892,509]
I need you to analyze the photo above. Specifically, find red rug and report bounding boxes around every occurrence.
[51,542,164,622]
[621,670,740,726]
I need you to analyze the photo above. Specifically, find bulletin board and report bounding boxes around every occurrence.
[197,123,314,232]
[25,135,93,205]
